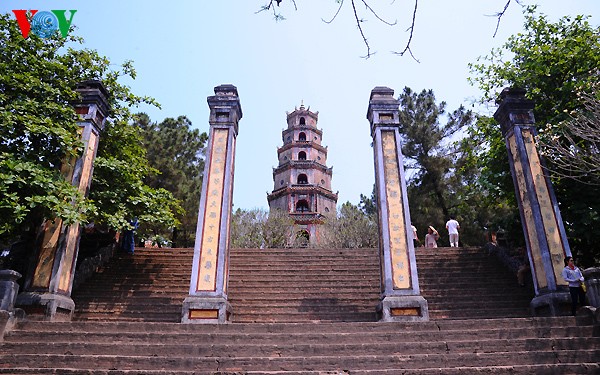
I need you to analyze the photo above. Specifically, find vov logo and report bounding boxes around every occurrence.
[12,10,77,39]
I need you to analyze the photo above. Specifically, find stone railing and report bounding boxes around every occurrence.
[72,243,116,291]
[583,267,600,308]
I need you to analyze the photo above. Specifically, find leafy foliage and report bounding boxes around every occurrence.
[0,13,89,243]
[0,12,180,252]
[469,6,600,126]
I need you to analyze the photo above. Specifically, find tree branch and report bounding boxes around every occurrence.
[350,0,373,58]
[539,88,600,185]
[490,0,522,38]
[256,0,295,20]
[261,0,528,61]
[359,0,397,26]
[391,0,419,63]
[322,0,344,24]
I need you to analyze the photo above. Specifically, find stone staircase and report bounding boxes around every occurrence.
[65,246,533,322]
[0,246,598,373]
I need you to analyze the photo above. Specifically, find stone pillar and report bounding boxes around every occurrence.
[182,84,242,324]
[16,80,109,321]
[494,88,571,316]
[367,87,429,322]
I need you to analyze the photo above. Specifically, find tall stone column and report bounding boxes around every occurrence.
[182,84,242,324]
[494,88,571,316]
[17,80,109,321]
[367,87,429,322]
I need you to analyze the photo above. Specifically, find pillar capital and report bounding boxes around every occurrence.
[494,87,536,137]
[366,86,400,136]
[207,84,243,135]
[74,80,109,132]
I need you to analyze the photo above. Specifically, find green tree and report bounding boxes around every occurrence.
[395,87,491,245]
[0,13,180,254]
[398,87,473,219]
[136,114,208,247]
[358,185,377,217]
[469,6,600,265]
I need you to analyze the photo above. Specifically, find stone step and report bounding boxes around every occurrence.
[7,324,588,344]
[1,350,598,371]
[3,337,596,357]
[1,363,599,375]
[12,317,579,332]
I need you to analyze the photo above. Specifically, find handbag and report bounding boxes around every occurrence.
[581,281,587,293]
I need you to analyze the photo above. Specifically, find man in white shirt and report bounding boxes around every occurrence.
[446,216,460,247]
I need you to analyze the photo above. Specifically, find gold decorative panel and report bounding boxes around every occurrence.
[508,134,547,289]
[196,128,229,292]
[391,307,420,316]
[522,129,566,286]
[381,131,411,290]
[189,309,219,319]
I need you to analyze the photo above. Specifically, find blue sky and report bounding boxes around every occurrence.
[2,1,599,210]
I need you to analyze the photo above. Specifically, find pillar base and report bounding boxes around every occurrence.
[0,270,22,312]
[530,291,571,317]
[181,296,231,324]
[377,295,429,322]
[15,292,74,321]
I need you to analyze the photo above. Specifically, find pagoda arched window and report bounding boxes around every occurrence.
[296,200,310,212]
[298,151,307,160]
[299,117,306,125]
[298,132,306,141]
[297,174,308,184]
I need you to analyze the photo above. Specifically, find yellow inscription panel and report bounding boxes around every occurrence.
[522,130,565,286]
[391,307,420,316]
[189,309,219,319]
[32,219,63,288]
[509,135,547,289]
[196,128,229,292]
[382,131,410,290]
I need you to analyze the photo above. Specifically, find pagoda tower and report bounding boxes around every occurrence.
[267,103,338,245]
